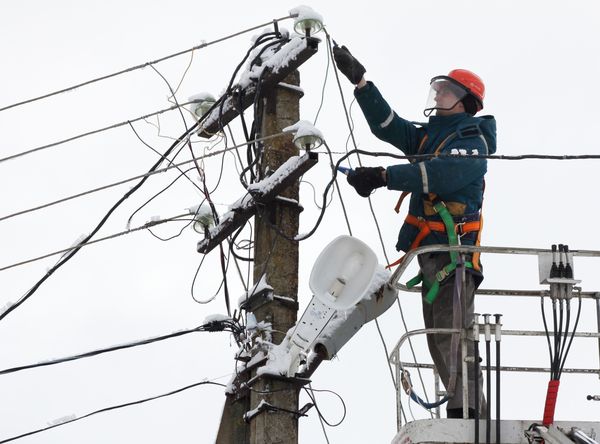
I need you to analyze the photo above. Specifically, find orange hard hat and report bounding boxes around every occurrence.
[446,69,485,111]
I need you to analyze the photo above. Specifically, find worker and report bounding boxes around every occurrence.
[333,44,496,419]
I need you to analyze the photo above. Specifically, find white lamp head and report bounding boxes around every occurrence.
[309,235,378,310]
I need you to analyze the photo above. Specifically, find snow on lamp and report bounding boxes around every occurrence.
[284,120,324,151]
[290,6,324,37]
[188,92,216,120]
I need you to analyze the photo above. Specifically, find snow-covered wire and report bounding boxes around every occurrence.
[0,381,227,443]
[0,213,190,273]
[0,15,296,113]
[0,132,290,224]
[0,100,197,164]
[0,321,242,376]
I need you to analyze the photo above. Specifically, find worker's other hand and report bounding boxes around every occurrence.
[347,167,386,197]
[333,44,366,85]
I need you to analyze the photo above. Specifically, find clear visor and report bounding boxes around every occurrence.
[423,78,468,117]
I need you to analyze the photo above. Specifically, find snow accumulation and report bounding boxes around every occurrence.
[186,204,214,226]
[289,5,324,25]
[247,155,304,194]
[237,36,306,90]
[256,335,293,377]
[317,265,390,339]
[244,399,270,421]
[363,265,391,301]
[238,274,273,308]
[188,92,215,103]
[70,233,90,248]
[203,313,232,324]
[283,119,324,141]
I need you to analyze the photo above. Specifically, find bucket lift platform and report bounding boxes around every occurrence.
[387,244,600,444]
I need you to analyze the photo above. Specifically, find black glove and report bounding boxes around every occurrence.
[347,167,386,197]
[333,44,366,85]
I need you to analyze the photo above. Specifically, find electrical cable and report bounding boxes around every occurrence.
[128,123,202,191]
[0,381,227,444]
[0,15,295,113]
[0,132,290,224]
[0,113,204,322]
[312,29,331,126]
[302,385,347,428]
[0,320,242,376]
[0,100,196,164]
[559,292,582,377]
[125,167,202,232]
[325,29,426,419]
[0,213,190,273]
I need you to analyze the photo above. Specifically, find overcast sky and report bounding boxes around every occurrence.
[2,1,600,443]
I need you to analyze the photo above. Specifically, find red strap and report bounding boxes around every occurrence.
[385,254,406,270]
[394,191,411,214]
[542,379,560,426]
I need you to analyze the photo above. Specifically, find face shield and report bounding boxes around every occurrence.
[423,76,469,117]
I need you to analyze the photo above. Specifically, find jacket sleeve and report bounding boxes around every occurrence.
[385,134,488,194]
[354,81,421,155]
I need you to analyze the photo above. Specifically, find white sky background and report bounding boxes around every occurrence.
[1,1,600,443]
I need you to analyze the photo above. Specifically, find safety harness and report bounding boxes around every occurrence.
[387,127,487,304]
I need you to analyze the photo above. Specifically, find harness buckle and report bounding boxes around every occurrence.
[455,222,465,236]
[435,268,449,282]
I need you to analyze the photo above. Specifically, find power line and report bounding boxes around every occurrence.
[0,380,226,443]
[0,120,200,323]
[0,213,189,273]
[0,15,294,113]
[325,29,410,422]
[0,132,288,224]
[0,320,243,376]
[0,101,196,164]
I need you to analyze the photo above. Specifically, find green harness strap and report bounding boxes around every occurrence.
[406,201,473,304]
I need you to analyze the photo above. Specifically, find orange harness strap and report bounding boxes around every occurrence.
[385,215,481,269]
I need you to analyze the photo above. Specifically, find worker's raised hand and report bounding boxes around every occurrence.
[347,167,386,197]
[333,44,366,85]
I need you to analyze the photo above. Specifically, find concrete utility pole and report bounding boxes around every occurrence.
[210,35,319,444]
[248,70,302,444]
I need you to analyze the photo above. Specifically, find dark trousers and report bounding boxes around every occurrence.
[418,252,486,414]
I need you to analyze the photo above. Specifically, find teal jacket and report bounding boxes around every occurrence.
[355,81,497,252]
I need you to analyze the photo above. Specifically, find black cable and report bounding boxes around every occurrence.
[128,122,202,192]
[0,381,226,443]
[0,213,189,273]
[126,166,200,230]
[190,254,209,304]
[0,322,242,376]
[541,297,554,374]
[0,140,194,323]
[302,386,347,428]
[230,222,255,262]
[146,218,195,242]
[0,16,294,113]
[313,30,331,126]
[551,298,559,379]
[559,294,582,377]
[4,146,598,226]
[0,101,196,164]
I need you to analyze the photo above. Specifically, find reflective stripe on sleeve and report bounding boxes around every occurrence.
[379,110,394,128]
[479,135,489,155]
[419,162,429,193]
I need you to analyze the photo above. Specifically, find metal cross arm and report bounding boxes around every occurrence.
[196,151,318,254]
[197,36,319,138]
